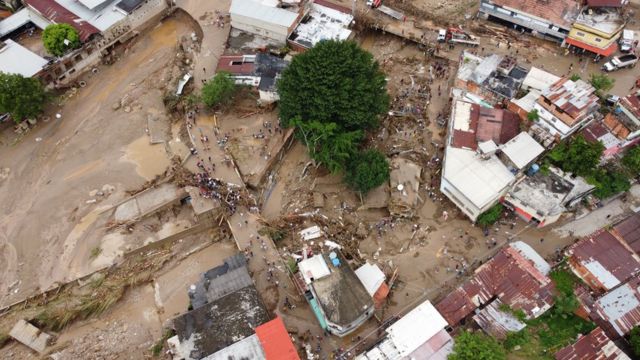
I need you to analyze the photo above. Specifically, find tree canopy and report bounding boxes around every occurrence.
[477,203,503,227]
[42,23,80,57]
[630,326,640,357]
[547,135,604,177]
[623,146,640,174]
[589,73,615,95]
[0,72,46,122]
[448,331,506,360]
[587,167,631,199]
[277,40,389,131]
[345,150,390,194]
[527,109,539,122]
[201,71,237,108]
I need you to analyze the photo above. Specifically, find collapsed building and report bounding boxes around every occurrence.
[436,242,555,328]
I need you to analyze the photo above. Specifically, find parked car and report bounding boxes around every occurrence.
[620,29,635,53]
[602,54,638,72]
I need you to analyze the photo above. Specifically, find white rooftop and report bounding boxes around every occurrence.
[510,241,551,275]
[78,0,111,10]
[522,67,560,93]
[54,0,126,31]
[230,0,299,28]
[291,2,353,48]
[0,7,51,38]
[500,132,544,169]
[385,300,448,357]
[443,146,515,209]
[203,334,265,360]
[452,100,473,132]
[584,260,621,290]
[355,262,385,297]
[298,255,331,284]
[0,40,48,77]
[511,89,541,113]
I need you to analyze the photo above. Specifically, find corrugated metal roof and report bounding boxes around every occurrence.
[593,276,640,337]
[230,0,298,28]
[490,0,580,29]
[612,213,640,254]
[24,0,99,41]
[385,300,448,357]
[541,78,599,123]
[555,327,630,360]
[522,67,561,93]
[473,299,526,339]
[436,242,554,326]
[0,39,47,77]
[500,132,545,170]
[255,316,300,360]
[566,230,640,292]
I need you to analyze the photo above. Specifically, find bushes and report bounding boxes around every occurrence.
[201,71,237,108]
[449,331,506,360]
[477,203,504,227]
[345,149,390,194]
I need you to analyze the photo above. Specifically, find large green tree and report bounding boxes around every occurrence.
[0,72,46,122]
[201,71,237,108]
[630,326,640,357]
[42,24,80,57]
[547,135,604,177]
[277,40,389,130]
[589,73,615,97]
[448,331,506,360]
[345,150,390,194]
[623,145,640,174]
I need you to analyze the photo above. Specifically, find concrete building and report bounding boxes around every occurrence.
[520,67,561,94]
[294,252,374,337]
[229,0,301,44]
[565,7,625,57]
[478,0,580,42]
[288,0,353,51]
[566,229,640,293]
[0,39,48,77]
[441,99,536,221]
[555,327,630,360]
[356,300,453,360]
[436,242,554,327]
[216,53,290,104]
[502,166,594,227]
[533,77,600,140]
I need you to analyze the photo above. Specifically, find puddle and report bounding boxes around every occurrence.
[121,136,171,180]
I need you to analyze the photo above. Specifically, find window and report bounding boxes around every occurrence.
[576,31,586,37]
[595,38,602,42]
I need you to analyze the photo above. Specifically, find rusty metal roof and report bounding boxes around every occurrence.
[612,213,640,255]
[450,103,519,150]
[472,299,526,340]
[554,327,630,360]
[592,276,640,338]
[436,242,554,326]
[541,78,599,124]
[567,230,640,292]
[24,0,99,41]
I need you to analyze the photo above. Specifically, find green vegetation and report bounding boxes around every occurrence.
[0,72,46,122]
[550,269,579,296]
[278,40,389,130]
[277,40,390,185]
[527,109,539,122]
[586,167,631,199]
[623,145,640,174]
[476,203,504,227]
[151,329,175,357]
[504,330,529,350]
[629,326,640,357]
[569,74,581,82]
[547,135,604,177]
[42,23,80,56]
[201,71,237,108]
[258,226,287,243]
[448,331,506,360]
[498,303,526,322]
[345,149,390,194]
[589,73,615,96]
[287,258,298,273]
[90,246,102,259]
[0,333,9,349]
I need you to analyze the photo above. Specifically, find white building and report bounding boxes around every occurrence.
[0,40,48,77]
[230,0,300,44]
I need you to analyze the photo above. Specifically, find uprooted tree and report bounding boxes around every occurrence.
[42,23,81,57]
[0,72,46,122]
[277,40,390,181]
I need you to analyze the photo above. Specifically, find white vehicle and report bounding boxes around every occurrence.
[437,29,447,42]
[602,54,638,72]
[620,29,635,53]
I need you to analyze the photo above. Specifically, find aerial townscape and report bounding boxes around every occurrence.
[3,0,640,358]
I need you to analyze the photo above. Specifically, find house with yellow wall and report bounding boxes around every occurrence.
[565,7,625,57]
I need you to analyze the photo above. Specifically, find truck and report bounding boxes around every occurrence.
[602,54,638,72]
[438,27,479,47]
[620,29,635,53]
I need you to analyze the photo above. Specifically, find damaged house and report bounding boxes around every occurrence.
[436,242,555,332]
[216,53,290,104]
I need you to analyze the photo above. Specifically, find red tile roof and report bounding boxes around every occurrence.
[436,245,554,326]
[490,0,580,29]
[612,213,640,255]
[555,327,628,360]
[24,0,99,41]
[255,316,300,360]
[566,230,640,292]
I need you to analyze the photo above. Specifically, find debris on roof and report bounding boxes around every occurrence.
[566,230,640,293]
[592,275,640,339]
[473,299,526,340]
[389,157,422,218]
[489,0,580,29]
[555,327,630,360]
[539,78,599,127]
[288,0,353,50]
[436,242,554,326]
